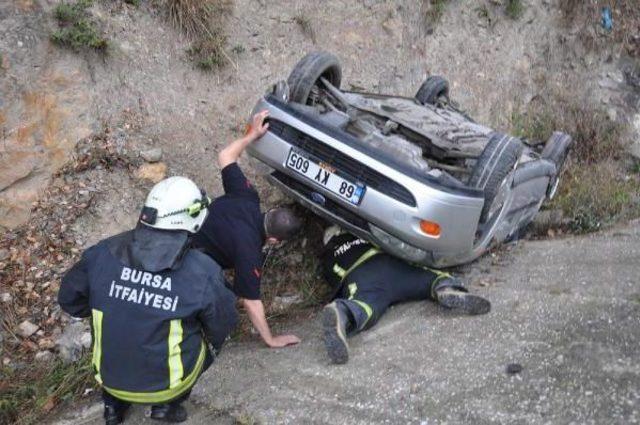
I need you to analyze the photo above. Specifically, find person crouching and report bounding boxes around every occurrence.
[58,177,238,424]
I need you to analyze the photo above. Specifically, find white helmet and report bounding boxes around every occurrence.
[139,176,210,233]
[323,225,344,246]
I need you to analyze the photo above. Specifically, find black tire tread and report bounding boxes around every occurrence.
[468,133,524,223]
[288,51,342,105]
[415,76,450,105]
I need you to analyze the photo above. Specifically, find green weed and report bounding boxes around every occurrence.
[424,0,449,25]
[510,109,555,143]
[231,44,245,54]
[51,21,108,50]
[505,0,524,20]
[54,0,91,23]
[51,0,108,51]
[234,413,258,425]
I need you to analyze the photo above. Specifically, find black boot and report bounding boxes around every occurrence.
[150,403,188,423]
[435,277,491,315]
[322,301,350,364]
[103,405,127,425]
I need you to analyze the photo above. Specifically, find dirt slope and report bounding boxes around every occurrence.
[2,0,636,240]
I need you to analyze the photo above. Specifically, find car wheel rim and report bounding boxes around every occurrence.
[486,175,511,224]
[548,177,560,200]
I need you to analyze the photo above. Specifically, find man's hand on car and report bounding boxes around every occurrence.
[265,334,301,348]
[245,110,270,142]
[218,110,270,169]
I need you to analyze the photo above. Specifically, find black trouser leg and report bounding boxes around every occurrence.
[336,255,449,334]
[102,390,130,415]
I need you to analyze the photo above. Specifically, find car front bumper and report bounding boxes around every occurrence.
[247,96,486,265]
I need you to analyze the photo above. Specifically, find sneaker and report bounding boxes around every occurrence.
[436,288,491,315]
[104,405,127,425]
[322,302,350,364]
[150,404,188,423]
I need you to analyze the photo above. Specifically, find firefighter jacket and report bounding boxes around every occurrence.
[58,226,238,404]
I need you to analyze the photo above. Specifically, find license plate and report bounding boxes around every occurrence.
[285,150,365,205]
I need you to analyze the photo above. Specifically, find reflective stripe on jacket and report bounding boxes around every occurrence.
[58,230,238,403]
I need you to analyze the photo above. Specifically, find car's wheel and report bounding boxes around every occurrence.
[415,76,449,105]
[468,133,524,223]
[287,51,342,105]
[541,131,573,199]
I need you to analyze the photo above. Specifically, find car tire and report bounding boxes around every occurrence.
[288,51,342,105]
[468,133,524,223]
[415,76,450,105]
[541,131,573,199]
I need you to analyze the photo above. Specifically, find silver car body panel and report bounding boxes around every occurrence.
[248,97,484,255]
[248,94,560,267]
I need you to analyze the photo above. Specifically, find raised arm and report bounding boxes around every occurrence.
[217,110,270,169]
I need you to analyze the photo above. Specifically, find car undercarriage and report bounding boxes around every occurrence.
[248,52,573,267]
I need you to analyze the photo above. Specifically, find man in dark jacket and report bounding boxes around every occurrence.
[59,176,238,424]
[193,111,302,348]
[320,226,491,364]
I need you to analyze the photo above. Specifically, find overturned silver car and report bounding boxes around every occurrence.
[248,52,572,267]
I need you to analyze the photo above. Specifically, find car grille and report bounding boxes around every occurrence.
[267,119,417,207]
[271,171,370,231]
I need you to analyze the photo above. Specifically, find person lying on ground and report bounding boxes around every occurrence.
[193,110,303,349]
[319,226,491,364]
[58,177,238,424]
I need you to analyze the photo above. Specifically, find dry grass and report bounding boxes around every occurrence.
[163,0,234,70]
[164,0,233,39]
[1,357,95,425]
[0,133,137,424]
[553,162,640,233]
[512,100,626,163]
[187,32,228,70]
[512,93,639,233]
[293,14,317,43]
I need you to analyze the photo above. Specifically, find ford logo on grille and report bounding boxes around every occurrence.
[310,192,326,205]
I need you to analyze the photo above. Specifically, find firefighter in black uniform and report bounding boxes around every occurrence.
[58,176,238,424]
[320,226,491,364]
[193,111,303,348]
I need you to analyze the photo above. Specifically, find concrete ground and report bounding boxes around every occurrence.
[53,223,640,425]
